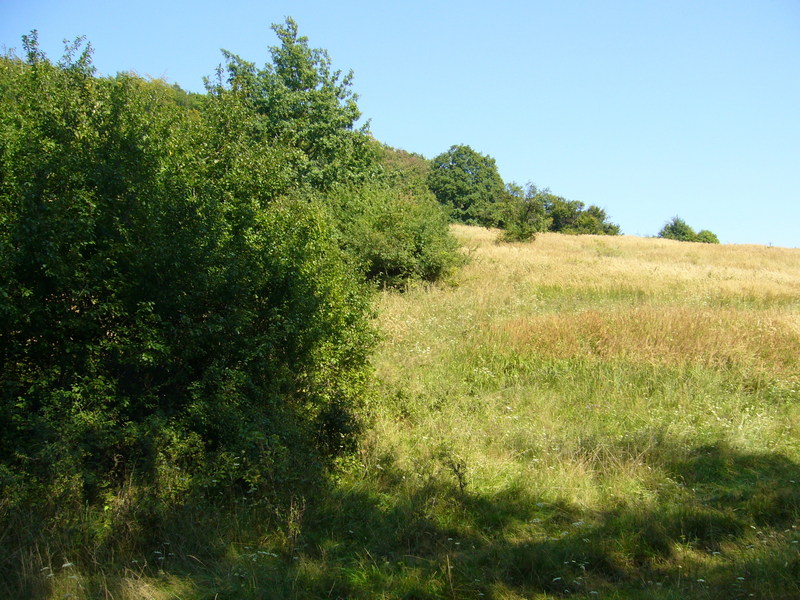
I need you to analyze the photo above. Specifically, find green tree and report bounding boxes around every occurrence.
[695,229,720,244]
[573,205,621,235]
[495,183,549,242]
[658,217,717,243]
[546,196,585,232]
[427,144,505,226]
[208,17,378,192]
[544,196,619,235]
[658,216,697,241]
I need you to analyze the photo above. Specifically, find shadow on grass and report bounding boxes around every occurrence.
[6,441,799,599]
[285,440,800,599]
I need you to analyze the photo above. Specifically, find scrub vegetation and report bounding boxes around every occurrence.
[1,19,796,600]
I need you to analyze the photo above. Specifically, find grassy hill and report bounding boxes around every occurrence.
[30,227,800,599]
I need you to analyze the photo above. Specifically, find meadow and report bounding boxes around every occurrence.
[24,227,800,599]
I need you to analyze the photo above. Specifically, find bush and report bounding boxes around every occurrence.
[546,195,620,235]
[696,229,720,244]
[494,183,549,242]
[326,183,463,287]
[658,217,719,243]
[0,33,374,529]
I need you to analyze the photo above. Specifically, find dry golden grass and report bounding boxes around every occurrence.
[378,226,800,379]
[495,305,799,373]
[372,226,800,514]
[452,225,800,303]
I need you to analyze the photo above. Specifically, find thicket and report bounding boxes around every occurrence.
[658,216,720,243]
[325,144,462,287]
[0,22,459,582]
[326,182,462,288]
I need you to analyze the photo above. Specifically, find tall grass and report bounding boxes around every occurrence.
[9,227,800,599]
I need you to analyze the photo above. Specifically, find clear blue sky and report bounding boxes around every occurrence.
[2,0,799,247]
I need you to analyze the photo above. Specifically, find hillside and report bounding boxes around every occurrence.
[361,226,800,598]
[29,227,799,599]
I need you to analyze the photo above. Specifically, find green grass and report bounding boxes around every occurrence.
[6,227,800,599]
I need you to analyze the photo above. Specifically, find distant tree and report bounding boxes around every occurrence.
[495,183,549,242]
[544,195,620,235]
[695,229,720,244]
[546,196,585,232]
[428,144,505,226]
[167,81,205,109]
[574,205,621,235]
[207,17,378,191]
[658,217,718,243]
[658,217,697,241]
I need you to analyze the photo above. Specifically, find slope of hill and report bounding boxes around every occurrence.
[23,227,800,599]
[358,226,800,598]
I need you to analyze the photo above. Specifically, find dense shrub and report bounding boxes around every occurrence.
[494,183,549,242]
[0,31,374,532]
[695,229,720,244]
[658,217,720,243]
[545,195,620,235]
[326,183,463,287]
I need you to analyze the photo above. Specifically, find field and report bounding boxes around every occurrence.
[23,227,800,599]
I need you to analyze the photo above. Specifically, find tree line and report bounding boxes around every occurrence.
[426,143,620,242]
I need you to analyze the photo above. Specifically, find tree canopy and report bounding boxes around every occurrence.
[207,18,378,192]
[658,217,720,243]
[427,144,505,226]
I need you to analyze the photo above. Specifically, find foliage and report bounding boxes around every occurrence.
[545,194,620,235]
[0,29,375,545]
[658,216,697,241]
[659,216,720,243]
[374,143,432,200]
[326,183,463,288]
[490,183,619,241]
[494,183,549,242]
[207,17,378,192]
[427,144,505,226]
[696,229,721,244]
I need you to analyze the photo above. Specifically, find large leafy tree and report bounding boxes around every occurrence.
[208,18,378,192]
[427,144,505,226]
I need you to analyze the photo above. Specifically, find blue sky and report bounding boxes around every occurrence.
[2,0,799,247]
